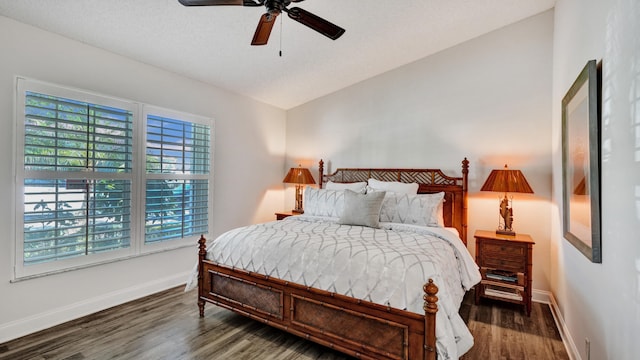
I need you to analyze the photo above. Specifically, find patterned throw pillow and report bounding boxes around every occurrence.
[303,187,345,218]
[338,190,386,228]
[379,192,445,227]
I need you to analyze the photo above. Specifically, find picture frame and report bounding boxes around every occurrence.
[561,59,602,263]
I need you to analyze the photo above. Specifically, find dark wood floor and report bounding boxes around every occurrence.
[0,286,569,360]
[460,293,569,360]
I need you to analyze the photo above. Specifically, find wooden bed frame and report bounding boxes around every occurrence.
[197,158,469,360]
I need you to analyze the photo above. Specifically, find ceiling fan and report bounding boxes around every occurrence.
[178,0,345,46]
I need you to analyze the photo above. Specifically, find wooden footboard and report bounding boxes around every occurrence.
[197,236,438,360]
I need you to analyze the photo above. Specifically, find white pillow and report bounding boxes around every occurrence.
[325,181,367,194]
[367,178,419,195]
[436,198,445,227]
[303,187,345,218]
[379,192,445,227]
[338,190,386,228]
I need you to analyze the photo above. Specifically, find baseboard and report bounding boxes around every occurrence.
[0,271,190,344]
[532,289,580,360]
[532,288,552,304]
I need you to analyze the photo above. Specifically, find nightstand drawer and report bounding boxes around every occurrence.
[482,242,525,258]
[481,256,525,272]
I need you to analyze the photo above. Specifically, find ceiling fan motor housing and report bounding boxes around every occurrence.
[265,0,287,18]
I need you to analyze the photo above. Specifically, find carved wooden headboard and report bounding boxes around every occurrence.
[318,158,469,246]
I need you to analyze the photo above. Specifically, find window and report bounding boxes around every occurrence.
[143,109,210,244]
[15,79,212,279]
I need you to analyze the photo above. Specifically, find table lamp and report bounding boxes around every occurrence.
[480,164,533,235]
[283,165,316,213]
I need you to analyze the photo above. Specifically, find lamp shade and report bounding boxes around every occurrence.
[481,165,533,194]
[283,166,316,185]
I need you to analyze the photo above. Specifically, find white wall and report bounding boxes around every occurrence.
[286,11,554,293]
[552,0,640,359]
[0,16,286,342]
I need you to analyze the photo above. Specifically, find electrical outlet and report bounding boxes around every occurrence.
[585,338,591,360]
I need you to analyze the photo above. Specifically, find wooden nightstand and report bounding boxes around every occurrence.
[474,230,535,316]
[275,211,300,220]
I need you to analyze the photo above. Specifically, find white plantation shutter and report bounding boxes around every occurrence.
[145,115,210,174]
[23,179,131,265]
[24,92,133,172]
[144,112,210,243]
[15,79,213,279]
[145,179,209,242]
[22,91,133,266]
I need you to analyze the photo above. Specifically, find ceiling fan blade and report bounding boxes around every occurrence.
[251,13,277,46]
[285,7,345,40]
[178,0,262,6]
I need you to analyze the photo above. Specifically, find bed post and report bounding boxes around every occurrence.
[423,279,438,360]
[461,157,469,246]
[197,235,207,318]
[318,159,324,189]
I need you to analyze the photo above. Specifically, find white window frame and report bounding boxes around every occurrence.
[13,78,213,280]
[140,105,213,254]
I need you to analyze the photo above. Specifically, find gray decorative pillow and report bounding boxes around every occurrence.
[379,192,445,227]
[338,189,386,228]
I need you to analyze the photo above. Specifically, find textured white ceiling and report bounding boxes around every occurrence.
[0,0,555,109]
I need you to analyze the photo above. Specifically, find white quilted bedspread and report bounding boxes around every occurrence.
[186,216,480,359]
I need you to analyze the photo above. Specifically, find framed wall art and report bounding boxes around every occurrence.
[561,59,602,263]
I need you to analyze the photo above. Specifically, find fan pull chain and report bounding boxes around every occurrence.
[279,14,283,57]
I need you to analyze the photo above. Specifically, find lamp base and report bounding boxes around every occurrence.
[496,229,516,236]
[292,185,306,214]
